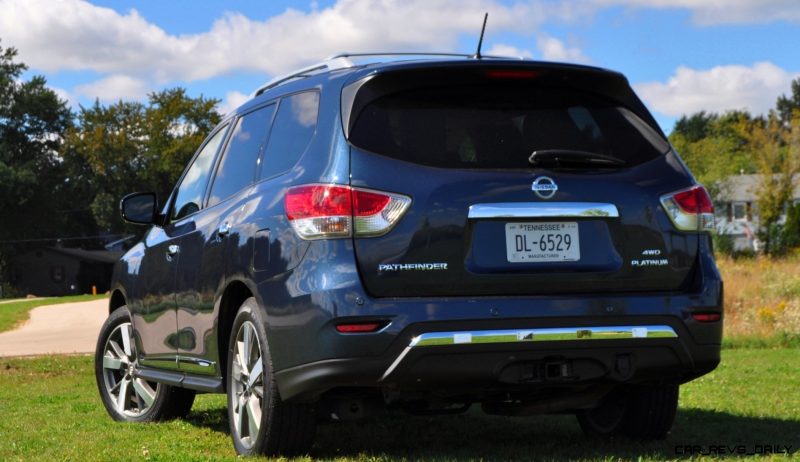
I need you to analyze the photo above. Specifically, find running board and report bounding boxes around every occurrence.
[136,367,224,393]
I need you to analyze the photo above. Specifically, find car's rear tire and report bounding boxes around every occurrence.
[576,384,678,440]
[226,297,316,456]
[95,307,196,422]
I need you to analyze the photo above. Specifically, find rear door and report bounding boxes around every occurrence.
[345,67,699,297]
[174,103,275,375]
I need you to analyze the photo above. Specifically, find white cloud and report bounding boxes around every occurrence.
[535,35,589,63]
[634,62,800,117]
[75,75,150,103]
[218,91,251,115]
[486,43,533,59]
[591,0,800,25]
[0,0,553,83]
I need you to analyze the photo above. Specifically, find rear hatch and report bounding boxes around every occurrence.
[343,63,699,297]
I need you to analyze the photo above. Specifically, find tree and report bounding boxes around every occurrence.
[669,110,756,199]
[60,90,221,233]
[0,41,73,280]
[673,111,716,143]
[737,113,800,254]
[776,78,800,127]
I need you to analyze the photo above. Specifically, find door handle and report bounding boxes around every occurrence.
[217,222,232,237]
[166,244,180,257]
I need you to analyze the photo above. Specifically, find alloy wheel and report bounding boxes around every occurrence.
[100,322,160,417]
[230,320,265,449]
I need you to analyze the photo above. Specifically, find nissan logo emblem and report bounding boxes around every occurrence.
[532,176,558,199]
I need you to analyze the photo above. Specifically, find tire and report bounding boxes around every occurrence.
[576,384,679,440]
[95,306,196,422]
[226,297,316,456]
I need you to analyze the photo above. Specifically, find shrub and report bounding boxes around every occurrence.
[713,233,735,257]
[758,223,787,256]
[783,202,800,249]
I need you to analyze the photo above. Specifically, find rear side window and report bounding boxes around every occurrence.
[208,104,276,207]
[349,85,669,169]
[172,125,229,221]
[259,91,319,180]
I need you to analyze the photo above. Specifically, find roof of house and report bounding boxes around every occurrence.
[716,174,800,202]
[46,247,123,264]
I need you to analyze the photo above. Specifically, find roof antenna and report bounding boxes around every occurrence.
[473,12,488,59]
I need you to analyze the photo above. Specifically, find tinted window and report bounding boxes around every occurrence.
[260,91,319,180]
[349,85,669,169]
[208,105,275,207]
[172,125,228,220]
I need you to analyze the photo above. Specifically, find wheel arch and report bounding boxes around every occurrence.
[217,279,258,390]
[109,289,127,314]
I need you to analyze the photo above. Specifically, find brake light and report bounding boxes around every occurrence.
[486,70,540,79]
[285,184,411,240]
[660,185,715,232]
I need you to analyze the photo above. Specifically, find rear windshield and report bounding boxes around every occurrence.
[349,85,669,169]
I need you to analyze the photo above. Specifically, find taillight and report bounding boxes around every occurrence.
[284,185,352,239]
[285,184,411,240]
[352,188,412,237]
[660,185,715,232]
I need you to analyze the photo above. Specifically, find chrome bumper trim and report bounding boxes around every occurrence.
[468,202,619,219]
[380,325,676,380]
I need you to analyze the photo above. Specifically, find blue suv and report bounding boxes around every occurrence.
[95,53,723,456]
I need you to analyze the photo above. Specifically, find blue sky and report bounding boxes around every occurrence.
[2,0,799,133]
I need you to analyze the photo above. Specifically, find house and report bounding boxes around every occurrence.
[10,246,123,296]
[714,174,800,251]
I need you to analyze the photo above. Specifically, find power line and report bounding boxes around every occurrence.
[0,234,127,244]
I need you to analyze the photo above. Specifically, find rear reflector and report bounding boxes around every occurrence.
[660,185,715,232]
[692,313,721,322]
[335,322,387,333]
[285,184,411,240]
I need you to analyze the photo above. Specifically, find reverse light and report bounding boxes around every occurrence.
[285,184,411,240]
[660,185,715,232]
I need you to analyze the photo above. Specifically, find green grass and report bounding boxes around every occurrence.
[0,349,797,461]
[0,294,108,333]
[723,331,800,349]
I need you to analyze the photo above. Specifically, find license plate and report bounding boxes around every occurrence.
[505,222,580,263]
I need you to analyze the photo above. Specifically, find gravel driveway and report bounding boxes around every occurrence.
[0,298,108,357]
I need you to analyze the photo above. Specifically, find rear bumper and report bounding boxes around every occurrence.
[268,236,723,402]
[274,316,721,402]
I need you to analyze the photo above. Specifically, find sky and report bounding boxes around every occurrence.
[1,0,799,133]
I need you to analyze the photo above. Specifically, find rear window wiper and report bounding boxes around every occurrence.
[528,149,626,167]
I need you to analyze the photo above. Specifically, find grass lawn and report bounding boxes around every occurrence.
[0,294,107,333]
[0,349,797,461]
[717,255,800,348]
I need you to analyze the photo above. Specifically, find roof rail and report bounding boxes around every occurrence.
[330,52,522,60]
[251,52,525,97]
[253,56,355,96]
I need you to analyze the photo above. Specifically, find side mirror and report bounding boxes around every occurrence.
[121,192,157,225]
